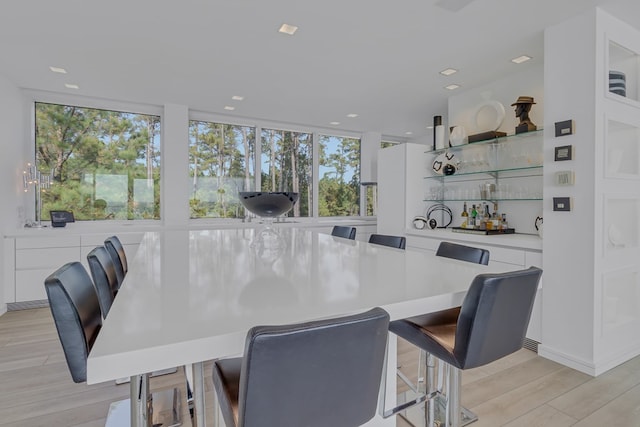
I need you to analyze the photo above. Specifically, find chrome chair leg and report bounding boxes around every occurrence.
[443,364,478,427]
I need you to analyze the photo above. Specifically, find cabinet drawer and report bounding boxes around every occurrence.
[406,235,440,251]
[80,232,144,247]
[16,235,80,249]
[15,269,53,301]
[480,245,525,266]
[16,247,80,270]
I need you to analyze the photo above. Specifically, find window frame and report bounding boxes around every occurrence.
[26,90,163,226]
[24,92,373,227]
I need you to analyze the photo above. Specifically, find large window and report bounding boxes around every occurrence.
[318,135,360,216]
[189,121,256,218]
[261,128,312,217]
[35,102,161,220]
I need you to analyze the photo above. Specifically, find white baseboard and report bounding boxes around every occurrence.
[537,345,596,376]
[539,344,640,377]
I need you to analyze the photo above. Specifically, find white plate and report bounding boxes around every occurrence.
[474,100,506,132]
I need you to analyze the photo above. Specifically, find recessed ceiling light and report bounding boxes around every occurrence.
[224,106,235,111]
[445,84,460,90]
[231,95,244,101]
[64,83,79,89]
[511,55,532,64]
[278,24,298,35]
[330,121,340,125]
[405,131,413,135]
[426,126,434,129]
[49,66,67,74]
[439,68,458,76]
[346,113,359,118]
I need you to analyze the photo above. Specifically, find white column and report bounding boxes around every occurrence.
[162,104,190,227]
[0,74,26,313]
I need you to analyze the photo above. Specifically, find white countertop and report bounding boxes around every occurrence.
[2,218,377,238]
[87,227,511,384]
[406,228,542,251]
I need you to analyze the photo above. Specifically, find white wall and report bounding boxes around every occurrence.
[541,9,597,373]
[0,73,25,314]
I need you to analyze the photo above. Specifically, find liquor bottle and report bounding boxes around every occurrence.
[476,204,484,228]
[470,204,477,229]
[501,213,509,231]
[483,204,491,230]
[492,203,500,229]
[461,201,468,228]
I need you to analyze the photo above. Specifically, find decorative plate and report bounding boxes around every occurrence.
[432,151,457,175]
[474,100,506,132]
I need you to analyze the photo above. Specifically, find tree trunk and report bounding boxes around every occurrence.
[270,131,276,191]
[242,127,251,191]
[291,133,300,217]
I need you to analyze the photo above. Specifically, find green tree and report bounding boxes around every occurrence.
[35,103,161,221]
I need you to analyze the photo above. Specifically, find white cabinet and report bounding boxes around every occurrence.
[14,235,80,302]
[406,230,542,342]
[6,232,144,304]
[377,143,428,236]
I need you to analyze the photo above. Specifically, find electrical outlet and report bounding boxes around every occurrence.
[555,170,575,186]
[553,197,572,211]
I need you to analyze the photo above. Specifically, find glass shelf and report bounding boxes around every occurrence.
[608,41,638,102]
[426,129,544,155]
[423,198,543,202]
[424,165,543,180]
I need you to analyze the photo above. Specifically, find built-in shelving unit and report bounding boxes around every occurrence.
[423,131,543,206]
[601,31,640,343]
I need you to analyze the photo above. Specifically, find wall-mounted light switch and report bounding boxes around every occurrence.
[553,197,572,211]
[555,120,574,137]
[555,145,573,161]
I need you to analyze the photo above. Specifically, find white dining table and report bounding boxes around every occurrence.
[87,227,513,427]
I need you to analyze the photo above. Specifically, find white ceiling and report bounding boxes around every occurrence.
[0,0,638,140]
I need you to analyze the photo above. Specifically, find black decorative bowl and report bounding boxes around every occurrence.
[239,192,299,217]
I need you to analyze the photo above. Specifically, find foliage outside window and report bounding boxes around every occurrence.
[381,141,397,149]
[189,121,256,218]
[318,135,360,216]
[261,128,312,217]
[35,102,161,221]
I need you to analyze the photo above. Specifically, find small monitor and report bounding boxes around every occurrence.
[50,210,75,228]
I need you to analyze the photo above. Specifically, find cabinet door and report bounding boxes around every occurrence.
[16,269,54,301]
[524,251,543,341]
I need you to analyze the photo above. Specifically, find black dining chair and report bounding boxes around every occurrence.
[331,225,357,240]
[86,246,119,317]
[212,307,390,427]
[386,267,543,426]
[45,262,102,384]
[395,241,491,398]
[369,233,406,250]
[104,235,127,288]
[436,241,490,265]
[45,261,183,426]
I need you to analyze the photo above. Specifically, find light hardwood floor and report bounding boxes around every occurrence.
[1,308,639,426]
